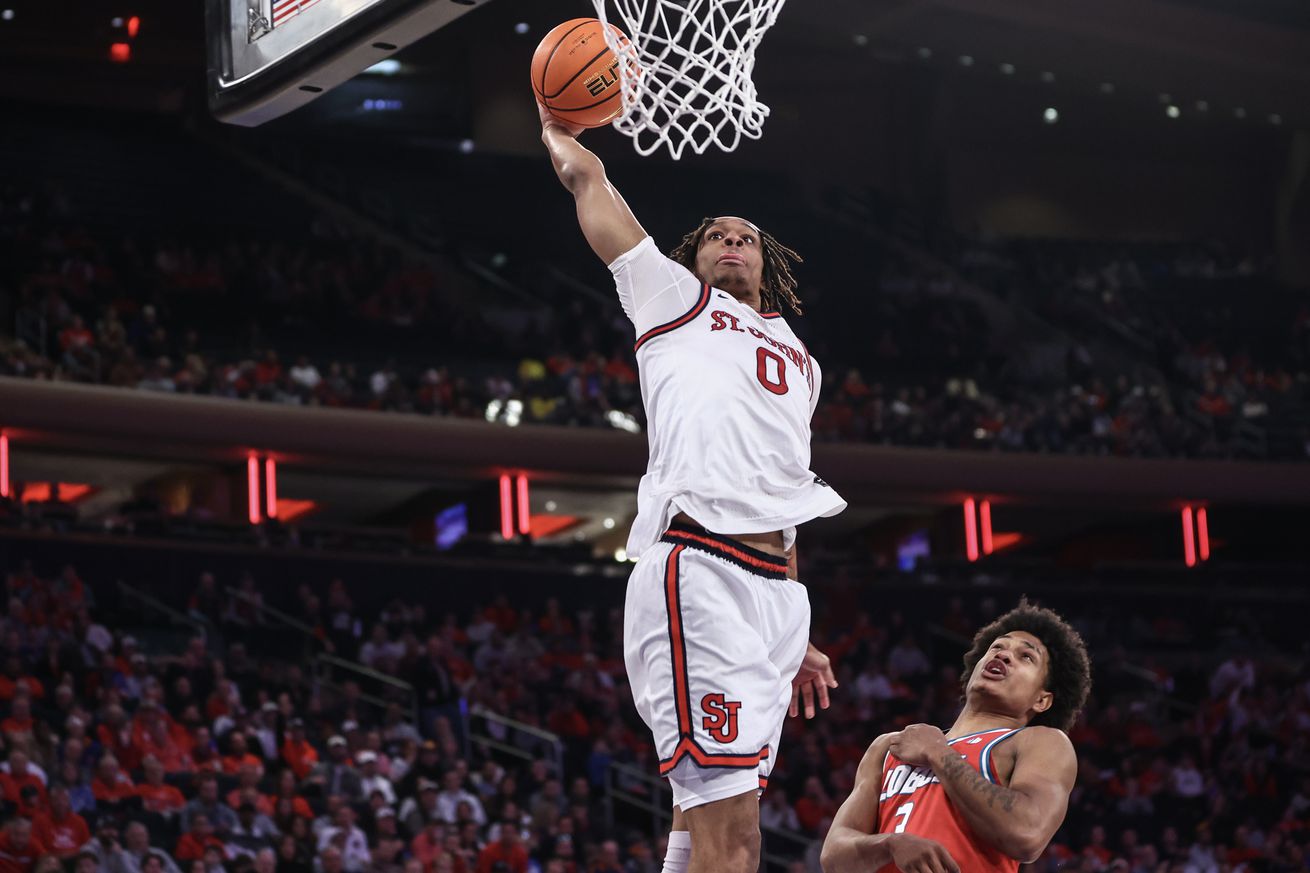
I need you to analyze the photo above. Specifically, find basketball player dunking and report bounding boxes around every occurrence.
[822,600,1092,873]
[539,102,847,873]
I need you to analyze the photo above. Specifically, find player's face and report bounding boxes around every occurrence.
[966,631,1053,719]
[695,217,764,296]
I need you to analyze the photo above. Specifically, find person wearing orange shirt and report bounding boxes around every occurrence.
[474,823,528,873]
[226,765,273,815]
[32,788,89,860]
[221,734,264,776]
[174,815,227,863]
[0,658,45,702]
[0,697,36,743]
[1,751,48,815]
[97,706,141,773]
[267,770,314,820]
[136,757,187,816]
[408,820,448,872]
[280,720,318,780]
[138,714,193,775]
[0,818,48,873]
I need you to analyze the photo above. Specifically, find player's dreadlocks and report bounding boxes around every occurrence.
[669,217,805,315]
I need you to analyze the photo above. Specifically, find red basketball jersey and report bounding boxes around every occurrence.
[874,727,1027,873]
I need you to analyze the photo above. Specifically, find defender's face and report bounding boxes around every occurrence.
[966,631,1053,718]
[695,217,764,294]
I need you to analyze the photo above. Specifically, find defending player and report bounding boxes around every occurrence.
[538,102,847,873]
[822,600,1092,873]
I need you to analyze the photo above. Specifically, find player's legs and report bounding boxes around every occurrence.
[683,790,760,873]
[625,531,797,873]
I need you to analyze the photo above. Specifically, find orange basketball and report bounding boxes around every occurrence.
[531,18,632,129]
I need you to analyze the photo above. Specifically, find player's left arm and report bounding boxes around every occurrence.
[929,726,1076,862]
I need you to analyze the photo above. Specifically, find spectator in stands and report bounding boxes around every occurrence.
[222,735,263,777]
[793,777,835,836]
[183,775,237,836]
[274,834,311,873]
[1,751,47,815]
[32,787,87,861]
[885,631,931,678]
[280,721,318,781]
[474,821,527,873]
[136,756,186,817]
[760,789,801,833]
[434,770,484,828]
[365,808,404,873]
[308,738,361,803]
[113,823,181,873]
[56,761,95,817]
[174,815,226,864]
[0,818,46,873]
[315,808,368,873]
[227,803,279,859]
[91,755,135,811]
[355,753,394,807]
[406,820,445,872]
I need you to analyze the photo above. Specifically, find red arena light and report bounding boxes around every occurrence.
[963,498,979,562]
[126,15,140,37]
[264,458,278,520]
[498,474,514,540]
[980,499,994,556]
[247,455,261,524]
[1181,506,1196,568]
[0,433,8,499]
[109,42,131,62]
[1197,507,1210,561]
[515,474,531,536]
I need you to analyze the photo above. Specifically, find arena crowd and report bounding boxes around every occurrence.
[0,556,1305,873]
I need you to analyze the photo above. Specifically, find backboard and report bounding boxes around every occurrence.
[206,0,487,126]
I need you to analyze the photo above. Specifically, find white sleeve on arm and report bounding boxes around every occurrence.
[609,236,706,337]
[808,353,824,418]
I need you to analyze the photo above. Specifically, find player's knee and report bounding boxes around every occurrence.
[689,815,759,873]
[691,833,758,873]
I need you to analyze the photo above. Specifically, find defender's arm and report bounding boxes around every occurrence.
[822,734,960,873]
[929,726,1075,863]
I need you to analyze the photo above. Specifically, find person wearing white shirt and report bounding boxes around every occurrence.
[316,808,370,873]
[356,752,395,806]
[433,770,485,826]
[289,357,322,391]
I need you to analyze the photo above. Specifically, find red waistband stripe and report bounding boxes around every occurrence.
[661,525,788,579]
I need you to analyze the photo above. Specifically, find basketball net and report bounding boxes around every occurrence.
[591,0,788,160]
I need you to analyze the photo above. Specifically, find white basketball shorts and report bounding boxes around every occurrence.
[623,522,811,811]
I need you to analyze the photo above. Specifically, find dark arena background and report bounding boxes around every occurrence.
[2,0,1310,871]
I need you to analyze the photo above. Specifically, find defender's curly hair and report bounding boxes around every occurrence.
[668,217,804,315]
[960,597,1092,732]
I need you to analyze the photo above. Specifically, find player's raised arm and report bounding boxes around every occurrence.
[538,102,646,266]
[821,735,960,873]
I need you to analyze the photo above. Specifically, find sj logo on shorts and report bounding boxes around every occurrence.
[700,693,743,743]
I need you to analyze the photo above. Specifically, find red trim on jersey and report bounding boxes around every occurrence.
[657,544,772,775]
[759,311,782,319]
[634,283,712,352]
[657,738,770,775]
[662,528,788,577]
[665,545,693,737]
[759,776,769,789]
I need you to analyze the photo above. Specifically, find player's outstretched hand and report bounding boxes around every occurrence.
[888,833,961,873]
[789,641,837,719]
[887,723,949,768]
[538,100,586,139]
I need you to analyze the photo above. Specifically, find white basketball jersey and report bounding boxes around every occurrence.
[610,237,847,557]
